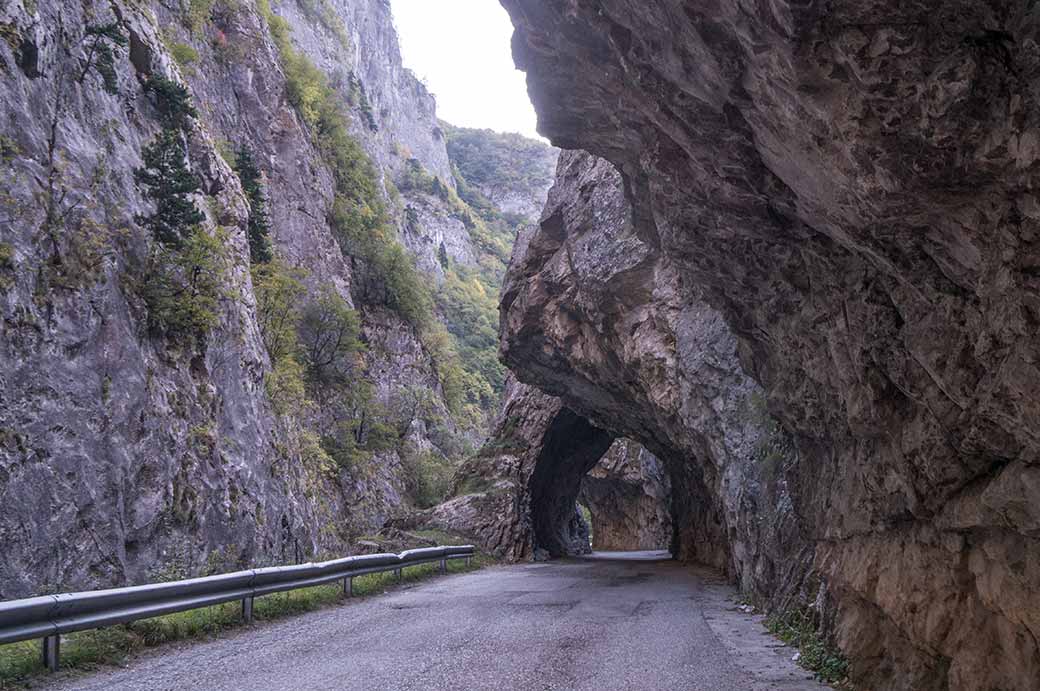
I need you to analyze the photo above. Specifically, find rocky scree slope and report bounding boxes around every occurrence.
[0,0,551,599]
[495,1,1040,689]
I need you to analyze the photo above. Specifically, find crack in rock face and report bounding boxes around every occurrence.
[494,1,1040,689]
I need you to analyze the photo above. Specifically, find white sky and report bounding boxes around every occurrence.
[390,0,541,140]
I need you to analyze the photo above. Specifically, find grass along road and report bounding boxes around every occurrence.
[0,551,489,689]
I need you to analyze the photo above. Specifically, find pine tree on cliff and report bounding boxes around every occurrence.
[135,76,203,248]
[134,128,204,248]
[233,147,273,264]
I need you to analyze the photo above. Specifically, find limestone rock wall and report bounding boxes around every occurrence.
[579,440,672,552]
[421,376,611,560]
[0,0,473,598]
[497,2,1040,688]
[442,152,812,618]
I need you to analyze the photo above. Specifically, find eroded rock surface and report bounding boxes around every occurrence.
[0,0,551,598]
[445,152,812,614]
[580,440,672,552]
[420,377,611,560]
[495,2,1040,688]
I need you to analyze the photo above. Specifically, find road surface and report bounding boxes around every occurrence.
[52,551,828,690]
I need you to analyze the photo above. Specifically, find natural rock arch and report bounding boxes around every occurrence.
[526,407,614,557]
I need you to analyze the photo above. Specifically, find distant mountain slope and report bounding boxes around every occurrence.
[443,123,559,222]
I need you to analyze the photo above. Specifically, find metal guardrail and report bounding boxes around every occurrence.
[0,545,475,672]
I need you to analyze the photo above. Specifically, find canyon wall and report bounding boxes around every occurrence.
[0,0,554,598]
[579,440,672,552]
[492,1,1040,689]
[441,152,812,612]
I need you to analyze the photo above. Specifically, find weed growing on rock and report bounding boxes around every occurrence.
[167,40,200,73]
[765,609,849,684]
[185,0,217,33]
[0,242,13,291]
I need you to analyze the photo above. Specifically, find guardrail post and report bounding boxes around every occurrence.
[42,635,59,672]
[440,558,447,574]
[465,556,471,568]
[344,576,353,597]
[394,568,402,582]
[242,596,254,624]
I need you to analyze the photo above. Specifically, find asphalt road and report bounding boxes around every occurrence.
[52,551,828,691]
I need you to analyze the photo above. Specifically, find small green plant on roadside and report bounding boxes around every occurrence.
[765,609,849,684]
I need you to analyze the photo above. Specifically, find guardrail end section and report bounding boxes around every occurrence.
[42,635,60,672]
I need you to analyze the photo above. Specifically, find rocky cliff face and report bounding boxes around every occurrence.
[579,440,672,552]
[495,2,1040,689]
[0,0,547,598]
[441,151,812,611]
[419,376,608,561]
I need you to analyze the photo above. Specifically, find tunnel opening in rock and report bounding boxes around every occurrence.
[526,407,677,559]
[527,408,614,558]
[579,440,673,552]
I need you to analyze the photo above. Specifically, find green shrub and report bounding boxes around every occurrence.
[347,72,378,131]
[0,242,13,291]
[142,227,229,339]
[168,41,199,69]
[404,449,454,509]
[398,158,445,198]
[185,0,216,32]
[0,134,19,163]
[300,430,336,478]
[320,424,367,471]
[297,285,363,387]
[79,23,127,94]
[142,75,198,130]
[251,258,306,362]
[265,355,308,416]
[296,0,349,47]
